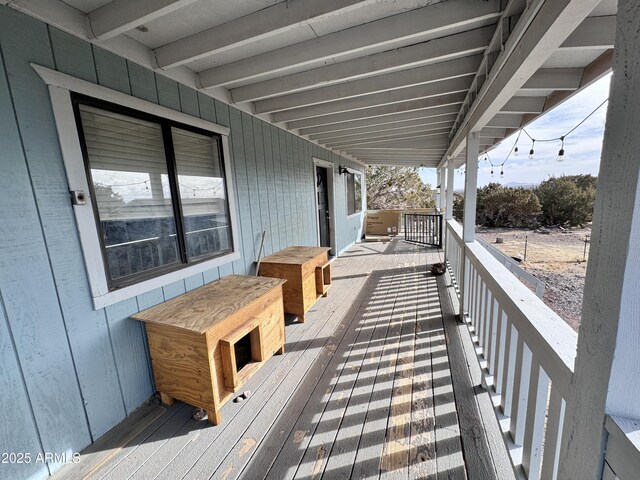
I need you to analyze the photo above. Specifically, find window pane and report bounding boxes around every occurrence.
[172,127,232,260]
[347,172,362,215]
[353,173,362,213]
[79,104,181,283]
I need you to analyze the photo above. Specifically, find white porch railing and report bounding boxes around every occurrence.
[444,219,577,479]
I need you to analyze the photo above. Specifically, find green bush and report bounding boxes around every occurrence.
[454,183,541,228]
[535,175,597,226]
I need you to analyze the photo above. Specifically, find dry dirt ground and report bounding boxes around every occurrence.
[476,226,591,331]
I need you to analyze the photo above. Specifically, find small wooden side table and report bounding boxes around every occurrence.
[132,275,286,425]
[258,246,331,322]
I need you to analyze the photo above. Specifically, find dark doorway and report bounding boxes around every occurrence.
[316,166,331,248]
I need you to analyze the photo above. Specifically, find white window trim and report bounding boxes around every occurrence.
[32,64,240,310]
[345,169,364,218]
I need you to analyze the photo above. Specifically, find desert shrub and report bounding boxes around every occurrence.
[535,175,597,226]
[478,184,541,228]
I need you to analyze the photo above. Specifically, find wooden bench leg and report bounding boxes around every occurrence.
[159,393,174,406]
[298,313,305,323]
[322,291,329,297]
[207,409,221,426]
[276,345,285,355]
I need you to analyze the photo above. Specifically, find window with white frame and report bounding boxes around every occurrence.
[73,94,233,290]
[346,171,362,215]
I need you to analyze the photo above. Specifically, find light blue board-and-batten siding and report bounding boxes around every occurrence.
[0,6,364,479]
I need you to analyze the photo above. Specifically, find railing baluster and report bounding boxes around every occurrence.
[481,284,491,354]
[475,271,482,334]
[522,361,550,479]
[510,336,532,446]
[493,308,507,394]
[540,384,566,480]
[485,294,497,371]
[501,321,516,416]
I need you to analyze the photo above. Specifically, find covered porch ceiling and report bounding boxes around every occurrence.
[7,0,617,168]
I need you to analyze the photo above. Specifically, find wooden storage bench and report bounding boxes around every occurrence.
[258,246,331,322]
[132,275,286,425]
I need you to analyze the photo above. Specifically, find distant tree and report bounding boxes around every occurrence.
[453,183,541,228]
[366,166,435,210]
[453,195,464,221]
[535,174,597,226]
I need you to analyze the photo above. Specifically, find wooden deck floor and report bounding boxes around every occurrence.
[56,240,508,480]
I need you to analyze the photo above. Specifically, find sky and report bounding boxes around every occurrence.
[419,73,612,190]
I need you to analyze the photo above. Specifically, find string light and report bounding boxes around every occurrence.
[557,137,565,163]
[482,97,608,178]
[528,140,535,160]
[485,153,507,178]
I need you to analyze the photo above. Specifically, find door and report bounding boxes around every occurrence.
[316,166,331,248]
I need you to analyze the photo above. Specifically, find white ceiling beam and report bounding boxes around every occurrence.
[299,105,462,136]
[361,159,440,166]
[273,76,472,123]
[352,154,444,160]
[445,0,603,162]
[327,130,451,149]
[487,114,526,128]
[499,97,546,114]
[521,68,583,91]
[559,15,616,50]
[347,147,443,153]
[231,26,495,102]
[88,0,199,40]
[480,128,506,137]
[311,119,456,143]
[350,139,449,149]
[255,54,482,114]
[153,0,372,69]
[287,92,466,130]
[198,0,502,87]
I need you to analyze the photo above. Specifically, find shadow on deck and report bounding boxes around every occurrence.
[54,240,512,480]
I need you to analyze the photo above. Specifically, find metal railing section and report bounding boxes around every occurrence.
[404,213,443,247]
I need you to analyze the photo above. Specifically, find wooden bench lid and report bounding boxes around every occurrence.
[260,246,330,265]
[132,275,285,334]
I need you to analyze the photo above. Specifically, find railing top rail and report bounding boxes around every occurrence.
[605,415,640,479]
[446,219,577,397]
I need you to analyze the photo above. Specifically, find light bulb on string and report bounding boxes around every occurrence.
[490,167,494,176]
[514,145,519,156]
[529,140,535,160]
[556,137,565,162]
[500,166,504,177]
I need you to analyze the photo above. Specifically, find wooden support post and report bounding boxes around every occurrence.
[559,4,640,478]
[462,132,479,243]
[445,161,455,220]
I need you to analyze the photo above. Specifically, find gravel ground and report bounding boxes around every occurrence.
[476,226,591,332]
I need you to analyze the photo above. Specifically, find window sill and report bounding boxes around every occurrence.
[347,211,363,219]
[92,251,240,310]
